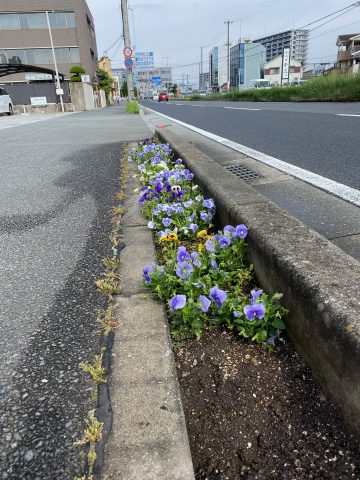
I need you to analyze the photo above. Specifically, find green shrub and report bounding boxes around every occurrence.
[70,65,86,83]
[126,101,140,114]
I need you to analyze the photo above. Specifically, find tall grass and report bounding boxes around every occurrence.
[190,74,360,102]
[126,100,140,114]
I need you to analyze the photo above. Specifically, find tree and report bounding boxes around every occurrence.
[97,68,113,99]
[120,81,138,99]
[170,83,178,95]
[70,65,85,83]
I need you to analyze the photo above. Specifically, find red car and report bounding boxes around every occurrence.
[158,92,169,102]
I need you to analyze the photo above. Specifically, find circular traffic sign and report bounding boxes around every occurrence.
[123,46,133,57]
[124,57,134,69]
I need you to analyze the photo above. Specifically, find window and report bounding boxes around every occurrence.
[34,48,53,64]
[70,48,80,63]
[55,48,70,63]
[0,13,20,29]
[66,12,76,28]
[8,50,26,64]
[28,13,47,29]
[55,12,67,28]
[19,14,29,29]
[0,50,7,63]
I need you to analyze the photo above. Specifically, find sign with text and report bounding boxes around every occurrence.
[152,76,161,86]
[30,96,47,106]
[25,73,52,81]
[81,74,91,83]
[281,47,291,84]
[134,51,154,71]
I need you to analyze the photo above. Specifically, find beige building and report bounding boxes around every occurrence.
[0,0,98,82]
[264,56,303,86]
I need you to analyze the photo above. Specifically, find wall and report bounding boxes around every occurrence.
[4,81,70,104]
[69,81,94,110]
[264,56,303,85]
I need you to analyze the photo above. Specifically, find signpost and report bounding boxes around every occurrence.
[124,57,134,69]
[152,76,161,87]
[123,46,133,57]
[134,51,154,71]
[30,97,48,106]
[281,47,291,85]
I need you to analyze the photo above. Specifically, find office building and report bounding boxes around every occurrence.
[254,29,309,63]
[209,45,227,92]
[199,72,210,91]
[230,41,266,90]
[0,0,98,82]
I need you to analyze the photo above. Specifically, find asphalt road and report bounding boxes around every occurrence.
[0,107,149,479]
[141,100,360,191]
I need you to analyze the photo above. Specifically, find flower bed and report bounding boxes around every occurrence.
[129,138,287,345]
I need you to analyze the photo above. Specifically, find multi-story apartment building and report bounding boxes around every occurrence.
[336,34,360,74]
[209,45,227,92]
[230,41,266,90]
[254,29,309,64]
[0,0,98,82]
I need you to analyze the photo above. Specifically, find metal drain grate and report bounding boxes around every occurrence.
[225,164,262,181]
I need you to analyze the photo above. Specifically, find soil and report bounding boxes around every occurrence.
[174,330,360,480]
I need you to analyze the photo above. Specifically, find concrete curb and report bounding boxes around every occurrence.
[156,127,360,439]
[102,160,195,480]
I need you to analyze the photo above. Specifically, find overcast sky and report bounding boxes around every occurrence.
[86,0,360,85]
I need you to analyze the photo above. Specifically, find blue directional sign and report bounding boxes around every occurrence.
[152,76,161,86]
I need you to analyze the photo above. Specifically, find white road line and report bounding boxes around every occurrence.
[191,105,205,107]
[175,103,183,105]
[336,114,360,117]
[224,107,261,111]
[144,106,360,207]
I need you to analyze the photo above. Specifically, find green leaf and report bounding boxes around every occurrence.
[272,318,286,329]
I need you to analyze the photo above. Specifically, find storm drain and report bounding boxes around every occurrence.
[225,164,262,181]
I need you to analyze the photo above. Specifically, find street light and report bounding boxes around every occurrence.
[45,10,65,113]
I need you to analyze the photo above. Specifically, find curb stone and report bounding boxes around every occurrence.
[155,127,360,440]
[102,157,195,480]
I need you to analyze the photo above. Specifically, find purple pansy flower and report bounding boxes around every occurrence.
[147,220,156,229]
[177,246,189,262]
[205,239,215,252]
[236,224,248,239]
[175,158,183,165]
[188,223,198,233]
[176,261,193,279]
[162,218,172,227]
[209,286,227,308]
[224,225,236,237]
[244,303,266,321]
[210,260,218,272]
[202,198,215,209]
[169,294,187,311]
[233,311,239,318]
[143,264,156,283]
[219,235,231,249]
[251,289,263,305]
[191,252,202,267]
[200,295,211,313]
[200,211,212,222]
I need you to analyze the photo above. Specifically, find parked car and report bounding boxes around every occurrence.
[158,92,169,102]
[0,87,14,115]
[153,93,159,101]
[290,79,307,87]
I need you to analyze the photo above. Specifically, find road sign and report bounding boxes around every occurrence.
[152,76,161,86]
[124,57,134,69]
[134,51,154,71]
[123,46,133,57]
[281,47,291,84]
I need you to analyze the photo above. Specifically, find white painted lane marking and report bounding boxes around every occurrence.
[144,106,360,207]
[224,107,261,111]
[191,105,205,107]
[175,103,183,105]
[336,114,360,117]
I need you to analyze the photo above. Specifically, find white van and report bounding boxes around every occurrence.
[249,79,271,90]
[0,87,14,115]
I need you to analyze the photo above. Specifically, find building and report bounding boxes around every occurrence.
[230,41,266,90]
[199,72,210,91]
[336,34,360,74]
[0,0,98,83]
[209,45,227,92]
[136,67,172,94]
[264,55,303,85]
[254,30,309,64]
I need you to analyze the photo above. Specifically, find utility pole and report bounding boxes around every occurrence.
[45,10,64,113]
[121,0,134,100]
[224,20,233,91]
[200,46,203,75]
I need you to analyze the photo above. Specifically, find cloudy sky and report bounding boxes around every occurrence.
[86,0,360,85]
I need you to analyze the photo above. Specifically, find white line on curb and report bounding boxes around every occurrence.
[224,107,262,111]
[144,106,360,207]
[336,114,360,117]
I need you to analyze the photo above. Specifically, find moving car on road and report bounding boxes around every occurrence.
[158,92,169,102]
[0,87,14,115]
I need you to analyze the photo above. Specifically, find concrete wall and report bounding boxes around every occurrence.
[4,82,70,104]
[69,81,94,110]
